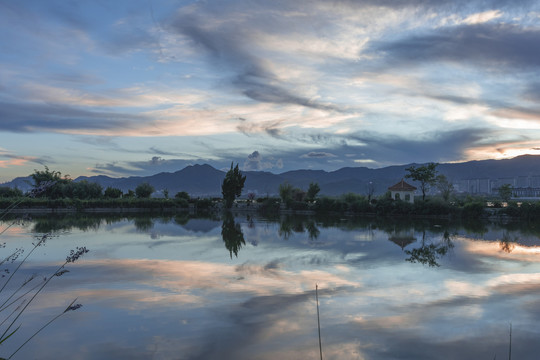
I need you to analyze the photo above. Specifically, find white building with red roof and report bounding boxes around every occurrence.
[388,179,417,203]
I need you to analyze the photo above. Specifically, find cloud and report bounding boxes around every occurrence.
[377,23,540,70]
[237,120,286,139]
[523,82,540,102]
[0,101,142,133]
[90,162,138,177]
[243,151,283,171]
[166,1,347,112]
[461,10,503,25]
[0,150,50,168]
[90,156,201,177]
[300,151,337,159]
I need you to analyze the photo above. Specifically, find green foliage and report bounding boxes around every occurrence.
[104,187,123,199]
[175,191,190,201]
[30,166,65,186]
[279,183,310,208]
[135,182,155,198]
[503,201,520,217]
[61,180,103,200]
[30,167,71,199]
[221,163,246,209]
[258,197,281,215]
[436,174,454,202]
[498,184,513,202]
[306,182,321,202]
[0,187,23,198]
[313,196,348,212]
[462,201,485,218]
[279,182,294,206]
[174,198,189,208]
[195,198,214,210]
[405,162,439,201]
[289,200,309,211]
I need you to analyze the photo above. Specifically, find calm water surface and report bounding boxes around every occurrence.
[1,213,539,359]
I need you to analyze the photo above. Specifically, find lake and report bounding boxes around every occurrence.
[1,212,539,359]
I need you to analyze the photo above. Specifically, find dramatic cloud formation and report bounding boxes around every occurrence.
[1,0,540,180]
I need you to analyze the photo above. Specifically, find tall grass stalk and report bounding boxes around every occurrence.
[316,284,323,360]
[0,185,87,358]
[508,323,512,360]
[0,246,88,344]
[6,298,82,360]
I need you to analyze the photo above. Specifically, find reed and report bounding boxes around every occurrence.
[0,187,88,359]
[316,284,323,360]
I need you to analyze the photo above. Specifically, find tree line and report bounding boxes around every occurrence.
[0,163,530,218]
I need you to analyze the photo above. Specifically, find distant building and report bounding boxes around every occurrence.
[388,179,417,203]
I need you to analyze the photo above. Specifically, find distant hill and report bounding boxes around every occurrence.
[3,155,540,197]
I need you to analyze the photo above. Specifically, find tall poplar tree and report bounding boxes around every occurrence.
[221,163,246,208]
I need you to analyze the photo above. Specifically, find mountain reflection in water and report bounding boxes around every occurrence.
[0,213,539,359]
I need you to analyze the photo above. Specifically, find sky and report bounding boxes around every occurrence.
[1,0,540,182]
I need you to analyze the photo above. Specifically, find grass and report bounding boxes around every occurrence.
[0,187,88,359]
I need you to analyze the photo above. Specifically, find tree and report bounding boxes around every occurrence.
[175,191,190,201]
[436,174,454,202]
[279,182,294,205]
[405,162,439,201]
[306,182,321,202]
[365,181,375,203]
[135,182,155,198]
[30,166,71,199]
[104,187,123,199]
[221,163,246,208]
[498,184,513,202]
[0,186,23,198]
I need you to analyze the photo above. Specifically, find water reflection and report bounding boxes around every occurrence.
[221,212,245,258]
[403,230,455,267]
[278,215,320,240]
[1,213,540,359]
[500,231,518,253]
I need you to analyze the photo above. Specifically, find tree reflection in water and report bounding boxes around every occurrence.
[402,229,455,267]
[499,231,518,253]
[221,212,245,258]
[278,215,320,241]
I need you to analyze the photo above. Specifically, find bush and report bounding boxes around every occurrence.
[503,201,521,217]
[258,197,281,214]
[195,198,213,210]
[414,198,452,216]
[135,183,155,198]
[104,187,123,199]
[174,198,189,208]
[175,191,190,201]
[462,201,485,218]
[289,200,309,211]
[0,187,23,198]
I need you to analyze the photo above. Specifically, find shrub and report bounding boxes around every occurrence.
[462,201,485,218]
[104,187,123,199]
[175,191,190,201]
[135,183,155,198]
[0,187,23,198]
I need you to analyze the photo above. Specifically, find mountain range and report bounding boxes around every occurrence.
[4,155,540,197]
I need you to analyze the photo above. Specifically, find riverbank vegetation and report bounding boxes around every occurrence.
[1,166,539,220]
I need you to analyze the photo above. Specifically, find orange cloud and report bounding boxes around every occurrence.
[0,157,33,168]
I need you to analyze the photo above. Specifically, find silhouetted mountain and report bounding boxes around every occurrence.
[3,155,540,197]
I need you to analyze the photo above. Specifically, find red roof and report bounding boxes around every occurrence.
[388,179,417,191]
